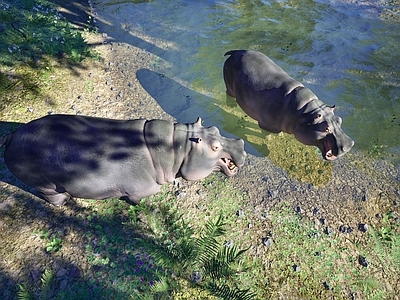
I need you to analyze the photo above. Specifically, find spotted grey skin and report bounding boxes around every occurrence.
[0,114,246,205]
[223,49,354,160]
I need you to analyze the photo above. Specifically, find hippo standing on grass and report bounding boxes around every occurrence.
[223,49,354,160]
[0,115,246,206]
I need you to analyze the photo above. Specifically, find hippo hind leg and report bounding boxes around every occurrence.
[37,187,72,206]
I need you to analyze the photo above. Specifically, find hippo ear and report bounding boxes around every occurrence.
[329,105,335,112]
[194,117,203,127]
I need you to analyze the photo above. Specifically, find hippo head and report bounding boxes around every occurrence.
[178,118,246,180]
[294,106,354,160]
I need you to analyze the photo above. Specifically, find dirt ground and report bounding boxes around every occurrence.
[0,0,399,299]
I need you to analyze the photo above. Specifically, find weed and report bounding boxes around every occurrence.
[34,229,63,252]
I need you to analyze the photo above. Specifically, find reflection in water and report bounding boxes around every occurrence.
[95,0,399,183]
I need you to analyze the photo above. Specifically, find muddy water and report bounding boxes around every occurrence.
[92,0,399,185]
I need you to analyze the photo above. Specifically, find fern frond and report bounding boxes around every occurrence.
[207,282,256,300]
[17,284,33,300]
[40,269,54,299]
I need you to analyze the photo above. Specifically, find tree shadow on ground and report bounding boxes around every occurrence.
[136,68,270,157]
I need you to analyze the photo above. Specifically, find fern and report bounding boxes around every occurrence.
[207,282,256,300]
[135,213,255,299]
[17,284,32,300]
[17,269,54,300]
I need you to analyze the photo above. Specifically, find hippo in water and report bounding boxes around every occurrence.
[223,49,354,160]
[0,115,246,205]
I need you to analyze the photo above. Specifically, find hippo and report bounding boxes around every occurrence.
[223,49,354,160]
[0,114,246,205]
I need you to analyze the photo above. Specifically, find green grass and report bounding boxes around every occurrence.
[0,0,98,117]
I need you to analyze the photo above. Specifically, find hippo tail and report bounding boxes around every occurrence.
[0,133,12,148]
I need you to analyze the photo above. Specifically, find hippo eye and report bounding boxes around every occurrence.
[325,127,330,133]
[315,114,321,119]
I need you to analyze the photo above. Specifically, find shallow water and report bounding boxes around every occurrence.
[93,0,399,170]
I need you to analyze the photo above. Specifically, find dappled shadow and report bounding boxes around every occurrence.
[0,187,157,299]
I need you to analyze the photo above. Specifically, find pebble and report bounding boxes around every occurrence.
[323,281,332,290]
[358,223,368,232]
[313,207,321,215]
[292,264,300,272]
[295,206,302,214]
[57,268,67,277]
[174,190,186,199]
[262,237,273,247]
[236,209,244,218]
[324,227,333,236]
[190,271,202,283]
[224,240,234,248]
[358,255,368,267]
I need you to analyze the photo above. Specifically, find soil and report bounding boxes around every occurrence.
[0,1,399,299]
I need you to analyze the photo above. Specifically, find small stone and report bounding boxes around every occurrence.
[339,225,347,233]
[248,223,253,229]
[358,223,368,232]
[319,218,326,225]
[313,207,321,215]
[267,190,277,198]
[347,227,354,233]
[27,107,34,113]
[361,194,368,201]
[375,213,383,219]
[295,206,302,214]
[236,209,244,218]
[175,190,186,199]
[59,279,68,290]
[190,271,202,283]
[314,251,322,257]
[292,264,300,272]
[324,227,333,236]
[323,281,332,290]
[57,268,67,277]
[358,255,368,267]
[224,240,234,248]
[262,237,273,247]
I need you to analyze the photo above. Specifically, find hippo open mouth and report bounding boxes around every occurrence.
[219,157,239,175]
[321,134,338,161]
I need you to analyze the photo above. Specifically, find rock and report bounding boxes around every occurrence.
[59,279,68,290]
[295,206,302,214]
[292,264,300,272]
[236,209,244,218]
[358,255,368,267]
[324,227,333,236]
[190,271,202,283]
[57,268,67,277]
[358,223,368,232]
[262,237,273,247]
[313,207,321,215]
[323,281,332,290]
